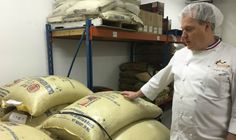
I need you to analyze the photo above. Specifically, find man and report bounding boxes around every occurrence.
[121,2,236,140]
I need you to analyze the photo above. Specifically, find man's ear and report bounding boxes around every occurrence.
[205,22,213,31]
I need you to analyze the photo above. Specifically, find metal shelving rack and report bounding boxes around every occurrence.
[46,19,181,90]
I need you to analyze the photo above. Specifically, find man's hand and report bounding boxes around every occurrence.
[227,132,236,140]
[121,90,144,100]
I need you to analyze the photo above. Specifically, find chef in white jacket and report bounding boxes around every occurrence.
[122,2,236,140]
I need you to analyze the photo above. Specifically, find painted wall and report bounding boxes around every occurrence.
[52,40,130,89]
[214,0,236,46]
[0,0,53,85]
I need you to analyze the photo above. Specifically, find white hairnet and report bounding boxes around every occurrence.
[180,2,223,29]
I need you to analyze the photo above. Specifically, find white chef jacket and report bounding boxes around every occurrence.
[141,39,236,140]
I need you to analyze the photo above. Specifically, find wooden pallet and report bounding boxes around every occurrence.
[50,17,139,31]
[100,19,139,31]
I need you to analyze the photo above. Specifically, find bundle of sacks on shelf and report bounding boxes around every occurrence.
[119,62,155,91]
[48,0,143,25]
[0,75,170,140]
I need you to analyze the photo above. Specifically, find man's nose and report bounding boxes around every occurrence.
[181,31,187,40]
[181,31,187,38]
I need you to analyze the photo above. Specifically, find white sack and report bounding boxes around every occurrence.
[100,10,143,25]
[66,0,116,16]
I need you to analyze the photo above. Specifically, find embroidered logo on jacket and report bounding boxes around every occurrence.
[215,60,230,68]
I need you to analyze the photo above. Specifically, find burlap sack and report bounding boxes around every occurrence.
[42,91,162,140]
[135,72,152,82]
[112,119,170,140]
[1,104,69,127]
[119,62,148,72]
[0,122,53,140]
[1,75,92,116]
[0,87,9,102]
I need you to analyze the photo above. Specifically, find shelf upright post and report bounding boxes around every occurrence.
[162,42,171,67]
[46,24,54,75]
[85,19,93,90]
[130,42,136,62]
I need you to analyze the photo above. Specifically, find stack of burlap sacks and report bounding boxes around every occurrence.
[119,62,154,91]
[119,62,172,106]
[0,76,93,140]
[0,75,169,140]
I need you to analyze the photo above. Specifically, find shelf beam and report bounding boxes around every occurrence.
[52,28,84,38]
[51,26,182,43]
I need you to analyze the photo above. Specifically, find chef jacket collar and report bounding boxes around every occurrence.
[205,37,222,50]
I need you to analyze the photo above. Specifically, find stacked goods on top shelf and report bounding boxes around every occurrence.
[138,10,163,34]
[48,0,143,30]
[162,17,172,34]
[138,1,164,34]
[139,1,172,34]
[140,1,164,16]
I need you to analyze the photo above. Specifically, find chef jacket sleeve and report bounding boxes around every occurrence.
[228,69,236,134]
[140,57,174,101]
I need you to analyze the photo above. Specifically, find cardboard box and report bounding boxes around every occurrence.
[140,1,164,16]
[162,17,171,34]
[138,10,163,34]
